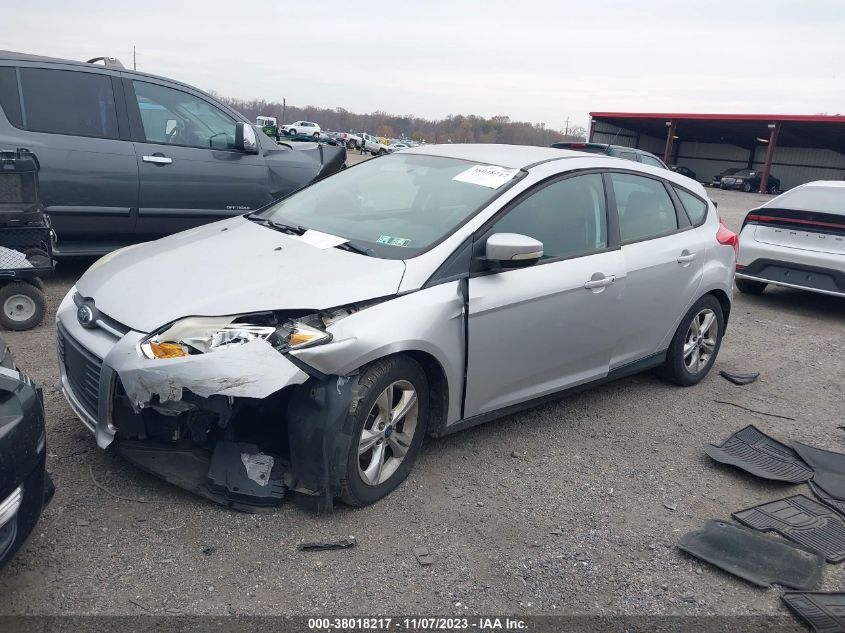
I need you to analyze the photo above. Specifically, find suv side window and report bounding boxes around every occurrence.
[673,186,708,225]
[0,67,23,127]
[132,80,237,150]
[640,154,665,168]
[610,173,678,243]
[11,67,119,138]
[490,174,607,260]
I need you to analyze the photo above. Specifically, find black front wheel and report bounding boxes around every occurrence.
[340,356,429,506]
[660,295,724,387]
[742,182,753,193]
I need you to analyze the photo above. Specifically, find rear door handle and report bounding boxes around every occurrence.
[584,275,616,290]
[677,251,697,263]
[142,154,173,165]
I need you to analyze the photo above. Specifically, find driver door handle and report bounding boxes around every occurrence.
[677,251,697,264]
[142,154,173,165]
[584,275,615,289]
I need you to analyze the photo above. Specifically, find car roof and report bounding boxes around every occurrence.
[404,143,594,169]
[800,180,845,188]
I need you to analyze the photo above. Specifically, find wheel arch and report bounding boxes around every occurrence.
[705,288,732,330]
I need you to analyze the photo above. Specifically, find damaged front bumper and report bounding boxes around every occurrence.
[56,289,328,510]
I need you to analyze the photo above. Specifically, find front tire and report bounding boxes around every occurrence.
[288,128,297,136]
[742,182,753,193]
[660,295,724,386]
[340,356,429,506]
[736,278,767,294]
[0,282,46,331]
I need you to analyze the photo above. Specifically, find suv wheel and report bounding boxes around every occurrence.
[660,295,724,387]
[340,356,429,506]
[736,278,767,294]
[288,128,297,136]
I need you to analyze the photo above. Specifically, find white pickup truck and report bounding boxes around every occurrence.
[359,133,388,155]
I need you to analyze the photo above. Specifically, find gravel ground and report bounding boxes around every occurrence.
[0,188,842,620]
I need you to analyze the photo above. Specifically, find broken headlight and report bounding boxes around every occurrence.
[139,314,332,360]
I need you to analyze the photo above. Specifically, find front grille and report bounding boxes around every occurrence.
[57,324,102,419]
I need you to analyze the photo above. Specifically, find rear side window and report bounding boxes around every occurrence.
[0,67,23,127]
[17,68,119,138]
[673,186,708,225]
[491,174,608,260]
[611,173,678,243]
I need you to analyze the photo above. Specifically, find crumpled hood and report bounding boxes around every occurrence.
[76,217,406,333]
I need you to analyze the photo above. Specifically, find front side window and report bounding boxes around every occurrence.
[133,81,237,150]
[17,68,118,138]
[611,173,678,242]
[490,174,607,260]
[673,186,708,225]
[255,154,515,259]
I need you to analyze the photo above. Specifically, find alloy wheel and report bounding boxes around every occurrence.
[358,380,419,486]
[683,308,718,374]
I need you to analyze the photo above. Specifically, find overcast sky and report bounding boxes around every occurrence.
[2,0,843,131]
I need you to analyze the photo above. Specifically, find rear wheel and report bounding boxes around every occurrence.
[736,278,767,294]
[0,282,46,331]
[767,183,778,194]
[312,132,319,139]
[660,295,724,386]
[340,356,429,506]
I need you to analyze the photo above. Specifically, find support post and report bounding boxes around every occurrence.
[663,121,676,165]
[759,122,780,194]
[588,119,595,142]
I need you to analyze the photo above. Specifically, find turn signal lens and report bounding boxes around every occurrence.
[149,341,189,359]
[287,323,331,349]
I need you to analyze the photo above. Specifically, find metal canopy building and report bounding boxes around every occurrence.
[588,112,845,192]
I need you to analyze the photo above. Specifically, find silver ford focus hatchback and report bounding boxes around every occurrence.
[57,144,736,509]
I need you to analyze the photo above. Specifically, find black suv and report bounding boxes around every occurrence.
[550,142,668,169]
[0,51,346,256]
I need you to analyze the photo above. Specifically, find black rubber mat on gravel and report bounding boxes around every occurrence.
[811,482,845,516]
[704,425,813,483]
[677,520,823,589]
[782,592,845,633]
[794,442,845,501]
[733,494,845,563]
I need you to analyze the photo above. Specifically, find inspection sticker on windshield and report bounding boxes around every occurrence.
[377,235,411,247]
[297,229,348,249]
[452,164,519,189]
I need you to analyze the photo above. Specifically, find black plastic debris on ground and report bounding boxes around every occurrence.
[733,494,845,563]
[782,592,845,633]
[704,425,813,483]
[413,546,434,566]
[794,442,845,502]
[677,520,823,589]
[297,536,356,552]
[719,370,760,386]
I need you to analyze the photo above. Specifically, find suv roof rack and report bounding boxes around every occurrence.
[86,56,125,69]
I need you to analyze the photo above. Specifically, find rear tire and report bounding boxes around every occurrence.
[312,132,319,139]
[0,282,46,331]
[736,278,767,294]
[340,355,429,507]
[767,184,777,194]
[659,295,724,387]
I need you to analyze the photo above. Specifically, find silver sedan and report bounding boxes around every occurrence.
[57,144,736,509]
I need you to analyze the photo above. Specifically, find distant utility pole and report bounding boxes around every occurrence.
[563,116,570,136]
[133,46,136,71]
[282,98,286,122]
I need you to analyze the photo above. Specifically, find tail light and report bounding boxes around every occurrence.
[716,216,739,258]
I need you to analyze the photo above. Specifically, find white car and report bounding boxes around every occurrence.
[736,181,845,297]
[387,141,410,152]
[282,121,321,138]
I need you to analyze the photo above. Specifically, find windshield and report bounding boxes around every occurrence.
[734,170,756,177]
[254,154,519,259]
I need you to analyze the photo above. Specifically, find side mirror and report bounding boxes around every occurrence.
[484,233,543,269]
[235,122,258,153]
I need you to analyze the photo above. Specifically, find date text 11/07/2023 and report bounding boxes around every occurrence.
[307,617,529,631]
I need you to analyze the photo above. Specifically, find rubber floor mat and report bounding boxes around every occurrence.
[733,494,845,563]
[704,425,813,483]
[811,482,845,516]
[782,592,845,633]
[794,442,845,502]
[677,520,823,589]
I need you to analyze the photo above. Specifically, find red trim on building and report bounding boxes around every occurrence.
[589,112,845,124]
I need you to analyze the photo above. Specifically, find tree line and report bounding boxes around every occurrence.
[211,93,587,146]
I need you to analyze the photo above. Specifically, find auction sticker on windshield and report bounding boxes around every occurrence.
[376,235,412,247]
[452,164,519,189]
